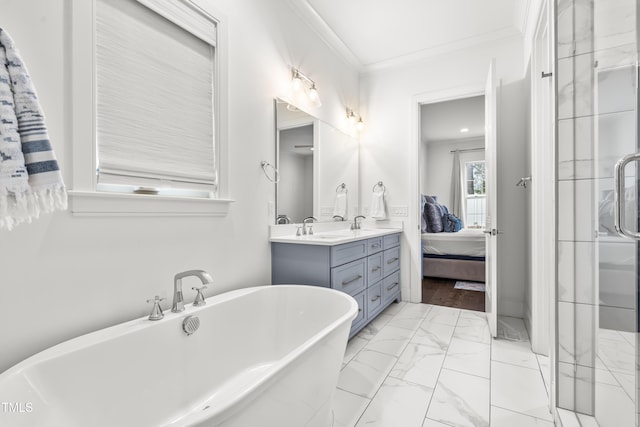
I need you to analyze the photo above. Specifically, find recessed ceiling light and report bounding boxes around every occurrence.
[460,128,469,133]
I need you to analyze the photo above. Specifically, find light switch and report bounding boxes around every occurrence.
[390,206,408,216]
[320,207,333,216]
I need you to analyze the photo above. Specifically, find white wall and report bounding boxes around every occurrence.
[424,137,485,210]
[0,0,359,372]
[360,35,526,312]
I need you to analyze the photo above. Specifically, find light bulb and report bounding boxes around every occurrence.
[308,84,321,107]
[292,71,302,91]
[309,84,319,101]
[356,117,364,131]
[348,111,356,126]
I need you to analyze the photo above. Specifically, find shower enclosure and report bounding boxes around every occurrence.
[555,0,638,425]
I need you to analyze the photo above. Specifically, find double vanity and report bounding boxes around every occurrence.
[270,225,402,337]
[272,98,401,338]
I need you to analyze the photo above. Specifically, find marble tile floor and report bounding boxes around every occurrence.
[332,302,554,427]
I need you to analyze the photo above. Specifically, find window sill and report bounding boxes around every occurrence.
[68,191,234,217]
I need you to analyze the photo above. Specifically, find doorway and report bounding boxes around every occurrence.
[419,95,487,312]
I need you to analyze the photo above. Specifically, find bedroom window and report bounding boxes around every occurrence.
[464,161,486,228]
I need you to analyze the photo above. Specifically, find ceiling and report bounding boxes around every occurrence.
[298,0,530,70]
[421,95,485,143]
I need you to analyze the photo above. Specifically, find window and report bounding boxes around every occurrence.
[464,161,486,228]
[69,0,231,215]
[96,0,217,197]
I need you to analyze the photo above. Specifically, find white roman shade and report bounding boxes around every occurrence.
[95,0,217,194]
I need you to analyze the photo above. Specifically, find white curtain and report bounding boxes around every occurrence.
[450,150,464,224]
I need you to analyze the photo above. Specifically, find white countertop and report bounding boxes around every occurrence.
[269,221,403,246]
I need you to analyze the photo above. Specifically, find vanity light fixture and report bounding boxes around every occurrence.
[291,70,303,91]
[291,68,322,107]
[308,83,320,105]
[347,109,357,126]
[346,108,365,132]
[460,127,470,133]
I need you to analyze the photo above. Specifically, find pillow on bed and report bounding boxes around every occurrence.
[443,213,463,232]
[421,195,428,233]
[425,202,444,232]
[424,195,438,204]
[435,203,449,217]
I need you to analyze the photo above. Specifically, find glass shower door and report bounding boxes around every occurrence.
[593,1,637,425]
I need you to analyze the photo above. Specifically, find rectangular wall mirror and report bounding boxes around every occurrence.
[274,98,359,224]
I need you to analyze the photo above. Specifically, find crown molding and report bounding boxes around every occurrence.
[285,0,363,71]
[289,1,528,75]
[361,27,523,74]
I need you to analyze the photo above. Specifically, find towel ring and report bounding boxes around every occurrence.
[372,181,385,193]
[336,183,348,194]
[260,161,280,183]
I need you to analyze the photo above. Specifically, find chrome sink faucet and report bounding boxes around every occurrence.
[351,215,366,230]
[302,216,317,235]
[172,270,213,313]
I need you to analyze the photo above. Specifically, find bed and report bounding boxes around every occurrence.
[422,228,486,283]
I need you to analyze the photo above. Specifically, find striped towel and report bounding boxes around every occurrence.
[0,27,67,230]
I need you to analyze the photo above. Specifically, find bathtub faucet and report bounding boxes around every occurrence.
[172,270,213,313]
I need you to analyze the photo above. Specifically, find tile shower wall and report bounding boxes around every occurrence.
[556,0,636,422]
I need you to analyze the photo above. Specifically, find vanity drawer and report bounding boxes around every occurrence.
[350,291,366,334]
[367,253,384,285]
[331,240,368,267]
[367,237,383,255]
[383,246,400,276]
[331,259,366,296]
[367,281,383,317]
[382,271,401,305]
[383,233,400,249]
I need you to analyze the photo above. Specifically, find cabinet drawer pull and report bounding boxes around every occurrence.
[387,282,399,291]
[371,266,381,272]
[342,275,363,286]
[370,243,381,249]
[386,257,399,264]
[371,295,381,302]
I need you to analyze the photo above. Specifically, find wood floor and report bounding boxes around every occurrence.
[421,276,485,312]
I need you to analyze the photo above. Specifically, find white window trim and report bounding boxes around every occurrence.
[68,0,232,216]
[463,160,486,228]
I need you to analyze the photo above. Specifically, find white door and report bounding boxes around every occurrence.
[484,59,499,338]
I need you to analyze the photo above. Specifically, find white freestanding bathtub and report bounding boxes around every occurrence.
[0,285,358,427]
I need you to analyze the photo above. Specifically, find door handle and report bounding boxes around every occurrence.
[483,229,501,236]
[614,153,640,240]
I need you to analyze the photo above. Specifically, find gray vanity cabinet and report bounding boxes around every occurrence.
[271,232,401,337]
